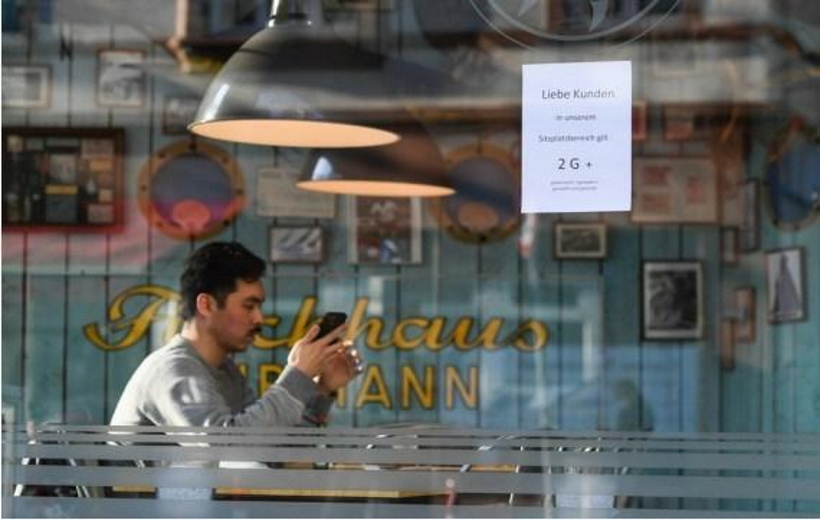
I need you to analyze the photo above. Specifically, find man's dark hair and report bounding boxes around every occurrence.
[179,242,266,321]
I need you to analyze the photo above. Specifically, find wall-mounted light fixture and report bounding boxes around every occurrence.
[189,0,400,148]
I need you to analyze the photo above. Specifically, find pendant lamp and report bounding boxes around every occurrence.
[188,0,400,148]
[297,122,455,197]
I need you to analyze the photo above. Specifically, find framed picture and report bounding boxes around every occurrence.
[269,226,325,264]
[739,180,760,252]
[348,196,421,265]
[2,65,50,108]
[2,127,124,232]
[642,261,704,340]
[720,227,738,265]
[716,130,746,227]
[720,319,736,371]
[632,101,648,142]
[554,222,607,259]
[256,166,335,219]
[735,287,756,343]
[632,157,718,224]
[96,49,146,107]
[162,97,200,135]
[765,248,806,323]
[652,41,699,78]
[662,106,720,142]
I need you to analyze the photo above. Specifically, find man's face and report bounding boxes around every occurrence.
[208,279,265,353]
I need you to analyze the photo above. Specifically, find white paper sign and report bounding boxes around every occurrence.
[522,61,632,213]
[256,166,336,219]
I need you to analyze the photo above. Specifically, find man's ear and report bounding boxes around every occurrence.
[195,293,214,317]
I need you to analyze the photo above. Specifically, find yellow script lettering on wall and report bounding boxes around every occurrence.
[83,285,180,351]
[84,286,550,353]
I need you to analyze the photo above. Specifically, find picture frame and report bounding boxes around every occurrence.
[651,41,699,78]
[162,96,200,135]
[642,260,704,340]
[256,166,336,219]
[662,106,718,142]
[2,127,124,232]
[632,101,648,142]
[96,49,146,108]
[720,319,736,371]
[269,226,325,264]
[739,179,760,252]
[632,157,718,224]
[720,227,739,265]
[1,64,51,109]
[765,248,806,323]
[348,196,422,265]
[734,287,756,343]
[554,222,607,259]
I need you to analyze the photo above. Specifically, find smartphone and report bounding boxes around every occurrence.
[316,312,347,339]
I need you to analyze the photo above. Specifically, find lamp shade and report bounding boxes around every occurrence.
[188,1,400,148]
[298,124,454,197]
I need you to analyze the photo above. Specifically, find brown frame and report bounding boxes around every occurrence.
[632,101,648,142]
[2,127,124,233]
[1,64,51,109]
[269,225,326,264]
[96,49,146,108]
[734,287,756,343]
[632,157,718,224]
[739,179,760,252]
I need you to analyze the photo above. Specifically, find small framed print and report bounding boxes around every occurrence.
[96,49,146,108]
[554,222,607,259]
[632,101,648,142]
[632,157,718,224]
[348,196,421,265]
[720,319,736,371]
[735,287,756,343]
[162,97,200,135]
[765,248,806,323]
[269,226,325,264]
[642,261,704,340]
[720,227,739,265]
[739,180,760,252]
[1,65,50,108]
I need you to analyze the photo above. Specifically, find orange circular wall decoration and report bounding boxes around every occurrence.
[138,140,245,240]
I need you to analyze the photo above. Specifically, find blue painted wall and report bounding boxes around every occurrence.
[2,18,819,445]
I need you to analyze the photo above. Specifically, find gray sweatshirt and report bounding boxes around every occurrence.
[110,334,333,427]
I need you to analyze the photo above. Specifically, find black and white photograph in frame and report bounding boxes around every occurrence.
[642,261,704,340]
[766,248,805,323]
[1,65,50,108]
[162,97,200,135]
[554,222,607,259]
[269,226,325,264]
[96,49,146,107]
[348,196,421,265]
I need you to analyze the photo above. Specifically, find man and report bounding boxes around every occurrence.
[111,241,359,429]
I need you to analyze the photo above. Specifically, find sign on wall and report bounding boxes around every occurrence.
[521,60,632,213]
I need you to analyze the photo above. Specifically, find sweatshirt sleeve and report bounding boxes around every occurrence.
[146,359,331,428]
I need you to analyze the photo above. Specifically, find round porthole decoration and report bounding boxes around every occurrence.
[763,118,820,231]
[429,142,521,244]
[138,140,245,240]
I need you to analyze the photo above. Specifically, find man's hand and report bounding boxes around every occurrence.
[317,341,362,395]
[288,323,346,378]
